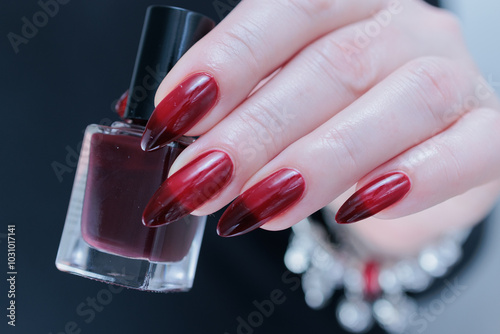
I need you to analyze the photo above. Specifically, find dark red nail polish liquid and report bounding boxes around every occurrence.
[56,6,215,292]
[80,126,199,263]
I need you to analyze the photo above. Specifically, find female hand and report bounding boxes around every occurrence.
[140,0,500,251]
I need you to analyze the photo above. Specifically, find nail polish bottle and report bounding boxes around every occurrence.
[56,6,215,292]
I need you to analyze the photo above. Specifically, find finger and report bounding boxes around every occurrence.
[141,0,393,150]
[216,57,492,236]
[142,15,441,226]
[335,107,500,224]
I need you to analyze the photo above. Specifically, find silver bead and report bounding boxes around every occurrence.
[378,268,402,295]
[395,261,432,293]
[419,247,447,277]
[284,246,310,274]
[373,296,417,334]
[337,297,373,333]
[436,237,461,267]
[343,268,364,297]
[302,267,336,309]
[311,246,332,268]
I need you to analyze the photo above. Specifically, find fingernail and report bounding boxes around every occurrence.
[142,150,233,227]
[217,168,305,237]
[335,172,411,224]
[141,72,219,151]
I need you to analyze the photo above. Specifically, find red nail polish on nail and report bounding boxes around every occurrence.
[335,172,411,224]
[217,168,305,238]
[141,73,219,151]
[142,150,233,227]
[115,90,129,118]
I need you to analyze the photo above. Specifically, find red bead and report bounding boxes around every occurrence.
[114,90,129,118]
[363,261,381,300]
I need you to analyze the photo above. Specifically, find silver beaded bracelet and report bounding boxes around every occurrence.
[283,209,472,333]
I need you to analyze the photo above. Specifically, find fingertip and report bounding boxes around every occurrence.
[335,172,412,224]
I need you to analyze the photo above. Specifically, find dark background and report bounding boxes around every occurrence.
[4,1,499,334]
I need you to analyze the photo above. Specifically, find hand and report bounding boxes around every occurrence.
[140,0,500,250]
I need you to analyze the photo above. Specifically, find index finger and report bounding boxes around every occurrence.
[142,0,396,150]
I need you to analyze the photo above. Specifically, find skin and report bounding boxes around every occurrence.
[152,0,500,256]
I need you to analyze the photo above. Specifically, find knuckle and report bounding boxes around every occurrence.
[471,108,500,139]
[430,9,462,34]
[287,0,337,18]
[236,100,285,159]
[305,36,375,96]
[471,107,500,120]
[403,57,461,124]
[320,125,360,176]
[413,3,465,50]
[487,111,500,147]
[213,21,266,74]
[428,137,464,184]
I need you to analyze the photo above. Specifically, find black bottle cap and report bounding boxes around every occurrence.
[124,6,215,121]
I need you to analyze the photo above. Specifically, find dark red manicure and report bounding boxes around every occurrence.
[141,72,219,151]
[335,172,411,224]
[142,150,233,227]
[217,168,305,238]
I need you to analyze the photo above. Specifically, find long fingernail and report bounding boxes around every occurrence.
[217,168,305,237]
[335,172,411,224]
[142,150,233,227]
[141,72,219,151]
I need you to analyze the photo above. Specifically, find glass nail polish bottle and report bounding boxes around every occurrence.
[56,6,215,292]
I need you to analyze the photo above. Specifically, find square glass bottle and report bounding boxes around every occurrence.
[56,6,216,292]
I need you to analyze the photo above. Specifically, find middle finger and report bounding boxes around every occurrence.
[142,12,454,226]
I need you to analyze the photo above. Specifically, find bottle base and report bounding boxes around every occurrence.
[55,262,190,293]
[55,219,205,293]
